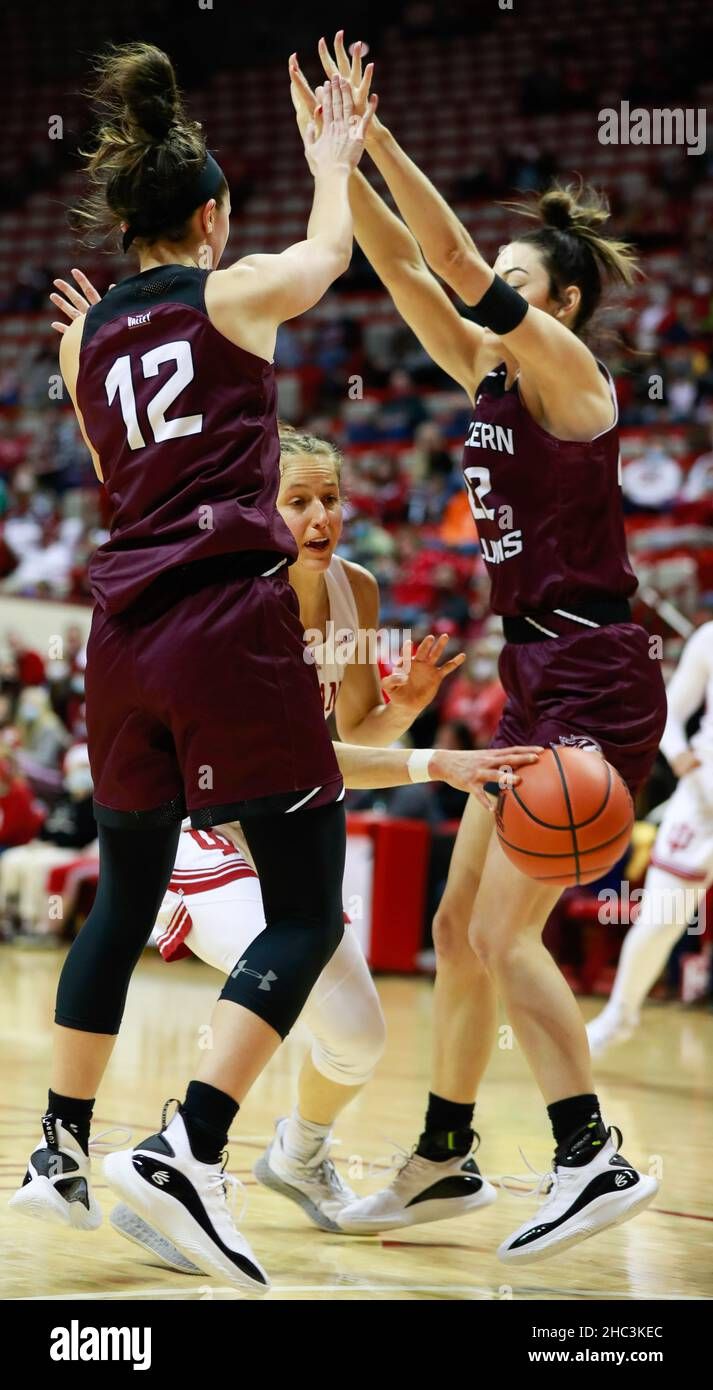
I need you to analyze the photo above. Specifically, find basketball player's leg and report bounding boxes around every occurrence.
[338,795,500,1234]
[253,926,385,1229]
[150,831,382,1232]
[430,794,499,1104]
[10,819,182,1230]
[468,832,587,1099]
[588,773,713,1053]
[470,835,658,1262]
[101,797,346,1288]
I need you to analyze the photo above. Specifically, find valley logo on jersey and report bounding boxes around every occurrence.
[556,735,604,756]
[127,312,151,328]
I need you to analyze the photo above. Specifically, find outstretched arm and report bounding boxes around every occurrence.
[290,56,483,398]
[318,32,485,293]
[315,34,613,436]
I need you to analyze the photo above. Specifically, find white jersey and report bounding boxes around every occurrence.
[307,555,360,720]
[660,621,713,765]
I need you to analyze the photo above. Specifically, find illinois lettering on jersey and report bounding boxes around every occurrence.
[461,364,637,617]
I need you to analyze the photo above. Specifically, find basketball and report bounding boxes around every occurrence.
[495,745,635,886]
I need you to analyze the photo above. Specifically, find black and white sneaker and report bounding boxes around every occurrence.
[497,1126,658,1263]
[9,1114,102,1230]
[337,1140,497,1234]
[103,1103,269,1292]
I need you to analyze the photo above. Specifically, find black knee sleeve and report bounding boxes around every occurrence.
[219,799,346,1037]
[55,822,181,1034]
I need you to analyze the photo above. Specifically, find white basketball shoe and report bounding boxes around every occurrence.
[587,1003,639,1057]
[103,1103,269,1292]
[337,1143,497,1235]
[497,1125,658,1263]
[9,1114,102,1230]
[253,1118,357,1232]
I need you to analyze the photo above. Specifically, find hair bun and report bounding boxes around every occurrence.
[539,189,576,231]
[122,47,178,141]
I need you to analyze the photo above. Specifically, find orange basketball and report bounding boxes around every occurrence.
[495,745,634,887]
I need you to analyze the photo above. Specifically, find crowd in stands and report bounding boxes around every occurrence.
[0,1,711,977]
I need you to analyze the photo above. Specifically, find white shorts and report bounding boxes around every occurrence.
[153,827,385,1086]
[649,765,713,884]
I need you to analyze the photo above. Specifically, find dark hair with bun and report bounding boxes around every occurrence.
[72,43,227,249]
[505,181,639,334]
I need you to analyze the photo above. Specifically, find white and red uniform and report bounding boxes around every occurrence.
[652,621,713,883]
[592,622,713,1030]
[153,557,385,1086]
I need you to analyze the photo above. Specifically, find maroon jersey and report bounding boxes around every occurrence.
[461,363,637,617]
[76,265,296,615]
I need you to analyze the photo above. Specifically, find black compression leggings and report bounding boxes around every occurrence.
[55,801,346,1040]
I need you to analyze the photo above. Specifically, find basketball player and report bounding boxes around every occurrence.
[42,297,542,1258]
[290,36,666,1261]
[588,619,713,1054]
[10,42,380,1291]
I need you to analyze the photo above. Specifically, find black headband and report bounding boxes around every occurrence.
[122,152,225,253]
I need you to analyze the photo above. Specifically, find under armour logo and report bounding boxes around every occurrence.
[230,960,278,991]
[152,1169,171,1186]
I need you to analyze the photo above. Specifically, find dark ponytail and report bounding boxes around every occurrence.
[505,181,639,334]
[71,43,226,250]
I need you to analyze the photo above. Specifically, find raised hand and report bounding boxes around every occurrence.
[381,635,466,713]
[289,32,376,144]
[50,268,104,335]
[317,31,375,118]
[301,71,376,178]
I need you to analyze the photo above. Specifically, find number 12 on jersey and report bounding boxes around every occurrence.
[105,340,203,450]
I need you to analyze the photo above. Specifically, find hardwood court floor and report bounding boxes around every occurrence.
[2,947,711,1301]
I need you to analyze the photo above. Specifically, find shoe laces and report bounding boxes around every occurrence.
[204,1150,248,1225]
[88,1126,133,1156]
[386,1129,481,1183]
[312,1156,351,1197]
[502,1126,623,1202]
[161,1097,181,1130]
[501,1148,558,1202]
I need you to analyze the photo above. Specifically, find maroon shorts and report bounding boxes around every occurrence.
[492,622,667,795]
[85,559,343,827]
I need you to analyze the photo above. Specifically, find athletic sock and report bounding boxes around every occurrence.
[46,1090,94,1155]
[547,1093,607,1167]
[415,1092,475,1163]
[282,1108,332,1165]
[180,1080,239,1164]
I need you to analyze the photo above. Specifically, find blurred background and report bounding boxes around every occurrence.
[0,0,711,998]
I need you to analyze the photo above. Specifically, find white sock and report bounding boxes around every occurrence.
[282,1108,332,1165]
[608,866,708,1018]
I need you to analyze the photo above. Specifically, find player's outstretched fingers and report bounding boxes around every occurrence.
[329,73,344,124]
[334,29,351,75]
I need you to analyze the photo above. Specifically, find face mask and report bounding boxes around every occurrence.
[19,706,40,723]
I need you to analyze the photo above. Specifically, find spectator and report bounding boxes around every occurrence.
[14,686,71,771]
[4,631,46,688]
[0,756,46,850]
[0,743,97,939]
